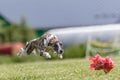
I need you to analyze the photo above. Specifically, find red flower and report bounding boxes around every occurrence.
[103,56,114,73]
[88,54,114,73]
[89,54,104,70]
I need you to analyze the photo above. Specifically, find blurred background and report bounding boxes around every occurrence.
[1,0,120,63]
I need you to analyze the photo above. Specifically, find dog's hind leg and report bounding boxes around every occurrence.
[17,48,23,56]
[17,48,27,56]
[32,48,39,56]
[32,50,37,56]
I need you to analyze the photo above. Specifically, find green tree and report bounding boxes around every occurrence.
[2,17,37,44]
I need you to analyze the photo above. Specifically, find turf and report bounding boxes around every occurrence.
[0,57,120,80]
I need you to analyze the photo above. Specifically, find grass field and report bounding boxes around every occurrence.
[0,56,120,80]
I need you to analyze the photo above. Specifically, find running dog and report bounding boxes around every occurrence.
[17,34,64,59]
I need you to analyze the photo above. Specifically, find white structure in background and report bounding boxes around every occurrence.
[46,24,120,56]
[46,24,120,46]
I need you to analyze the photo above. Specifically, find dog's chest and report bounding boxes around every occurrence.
[45,46,53,52]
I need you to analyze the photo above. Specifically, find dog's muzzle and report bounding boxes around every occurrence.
[59,50,63,54]
[57,49,64,59]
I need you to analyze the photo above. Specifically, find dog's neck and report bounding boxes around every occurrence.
[46,34,54,43]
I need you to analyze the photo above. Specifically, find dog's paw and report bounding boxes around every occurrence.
[43,52,51,59]
[46,54,51,59]
[58,54,63,59]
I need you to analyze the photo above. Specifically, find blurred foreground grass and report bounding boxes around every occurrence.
[0,56,120,80]
[0,55,46,64]
[0,52,70,64]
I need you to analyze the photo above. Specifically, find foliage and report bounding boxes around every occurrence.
[64,43,86,58]
[0,57,119,80]
[0,54,45,64]
[0,18,37,43]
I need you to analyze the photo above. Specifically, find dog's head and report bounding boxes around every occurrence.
[53,41,64,59]
[47,35,64,59]
[52,41,63,54]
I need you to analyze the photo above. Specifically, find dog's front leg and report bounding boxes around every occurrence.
[40,50,51,59]
[44,52,51,59]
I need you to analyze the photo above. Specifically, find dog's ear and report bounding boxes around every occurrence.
[59,42,63,46]
[50,37,59,44]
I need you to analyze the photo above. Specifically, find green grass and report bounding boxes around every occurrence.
[0,57,120,80]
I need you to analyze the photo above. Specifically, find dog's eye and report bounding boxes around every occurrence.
[60,42,63,46]
[54,44,58,47]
